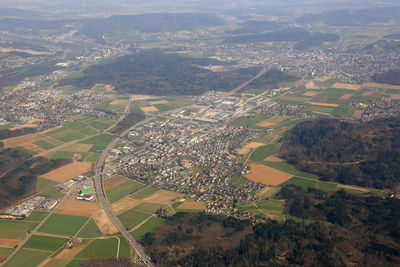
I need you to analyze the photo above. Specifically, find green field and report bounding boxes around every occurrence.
[75,238,118,259]
[77,219,103,238]
[89,121,110,130]
[41,189,65,198]
[131,216,165,239]
[154,103,174,111]
[118,237,132,258]
[134,202,169,214]
[23,235,69,251]
[0,220,38,239]
[281,177,317,188]
[106,180,146,203]
[118,209,151,230]
[3,249,52,267]
[34,140,56,150]
[317,181,338,191]
[36,177,58,192]
[14,146,36,155]
[25,211,49,222]
[231,174,249,185]
[249,144,278,162]
[49,151,74,160]
[262,161,319,179]
[133,186,159,197]
[38,214,89,236]
[79,133,114,146]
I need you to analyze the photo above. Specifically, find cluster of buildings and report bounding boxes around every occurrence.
[55,175,95,201]
[1,196,57,219]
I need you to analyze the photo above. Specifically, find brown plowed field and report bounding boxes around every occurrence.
[1,133,47,147]
[340,94,353,100]
[149,100,169,105]
[143,190,184,204]
[245,164,292,186]
[140,106,158,112]
[176,201,205,211]
[92,210,118,235]
[332,83,361,90]
[55,200,100,217]
[41,162,92,183]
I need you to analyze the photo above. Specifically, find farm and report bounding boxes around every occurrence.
[55,200,100,217]
[105,179,146,203]
[245,163,292,186]
[41,162,92,183]
[38,214,89,236]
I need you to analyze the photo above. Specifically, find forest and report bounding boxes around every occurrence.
[59,50,260,96]
[0,148,70,209]
[373,69,400,85]
[140,194,400,267]
[0,127,37,140]
[279,118,400,189]
[241,69,297,91]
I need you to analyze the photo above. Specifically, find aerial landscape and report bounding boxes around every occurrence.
[0,0,400,266]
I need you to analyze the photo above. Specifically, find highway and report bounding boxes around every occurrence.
[94,97,155,266]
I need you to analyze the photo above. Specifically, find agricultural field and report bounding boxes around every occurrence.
[231,174,249,185]
[25,211,49,222]
[245,163,292,186]
[79,133,113,146]
[3,249,52,267]
[38,214,89,236]
[118,209,151,230]
[74,238,118,259]
[0,247,14,263]
[77,219,103,238]
[92,209,118,235]
[55,200,100,217]
[23,234,69,252]
[105,179,146,203]
[175,201,206,212]
[0,220,38,240]
[131,216,165,239]
[41,162,92,183]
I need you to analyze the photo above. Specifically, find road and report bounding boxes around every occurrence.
[94,97,155,266]
[229,66,266,94]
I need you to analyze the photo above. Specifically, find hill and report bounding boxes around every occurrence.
[227,20,281,35]
[279,118,400,189]
[224,28,339,50]
[296,7,400,26]
[373,70,400,85]
[59,50,260,96]
[78,13,224,41]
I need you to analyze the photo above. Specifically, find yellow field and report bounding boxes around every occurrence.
[353,110,364,118]
[362,82,400,90]
[176,201,206,211]
[111,197,141,215]
[264,155,283,162]
[308,102,339,107]
[391,94,400,100]
[340,94,353,100]
[21,143,47,153]
[142,190,184,204]
[303,91,319,96]
[256,121,275,127]
[110,100,128,105]
[140,106,158,112]
[1,133,47,147]
[9,124,37,130]
[332,83,361,90]
[305,81,319,89]
[237,142,265,155]
[149,100,169,105]
[41,162,92,183]
[60,144,93,152]
[245,163,292,186]
[0,238,20,248]
[55,200,100,217]
[105,85,115,92]
[54,239,92,261]
[362,91,380,97]
[92,209,118,235]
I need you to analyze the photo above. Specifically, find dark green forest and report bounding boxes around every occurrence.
[141,190,400,267]
[373,70,400,85]
[241,69,297,91]
[280,118,400,189]
[59,51,260,96]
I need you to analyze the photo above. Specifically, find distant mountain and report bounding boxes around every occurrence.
[227,20,281,35]
[224,27,339,50]
[0,8,42,18]
[77,13,224,41]
[296,7,400,26]
[384,33,400,39]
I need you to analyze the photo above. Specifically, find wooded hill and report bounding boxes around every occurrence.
[373,69,400,85]
[279,118,400,189]
[59,50,260,96]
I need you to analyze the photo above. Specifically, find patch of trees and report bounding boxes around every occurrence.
[80,258,133,267]
[0,153,70,209]
[277,185,400,265]
[59,50,260,96]
[373,69,400,86]
[0,18,72,33]
[241,68,297,92]
[280,118,400,189]
[78,13,224,42]
[0,127,37,140]
[111,112,145,135]
[296,7,400,26]
[294,32,339,51]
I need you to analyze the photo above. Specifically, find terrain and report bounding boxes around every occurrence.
[280,118,400,189]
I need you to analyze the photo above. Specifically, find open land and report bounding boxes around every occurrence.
[245,163,292,186]
[41,162,92,183]
[55,200,100,217]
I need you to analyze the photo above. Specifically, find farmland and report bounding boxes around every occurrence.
[3,249,51,267]
[41,162,92,183]
[74,238,118,259]
[23,235,69,251]
[105,180,146,203]
[0,220,38,240]
[245,163,292,186]
[38,214,89,236]
[118,209,151,230]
